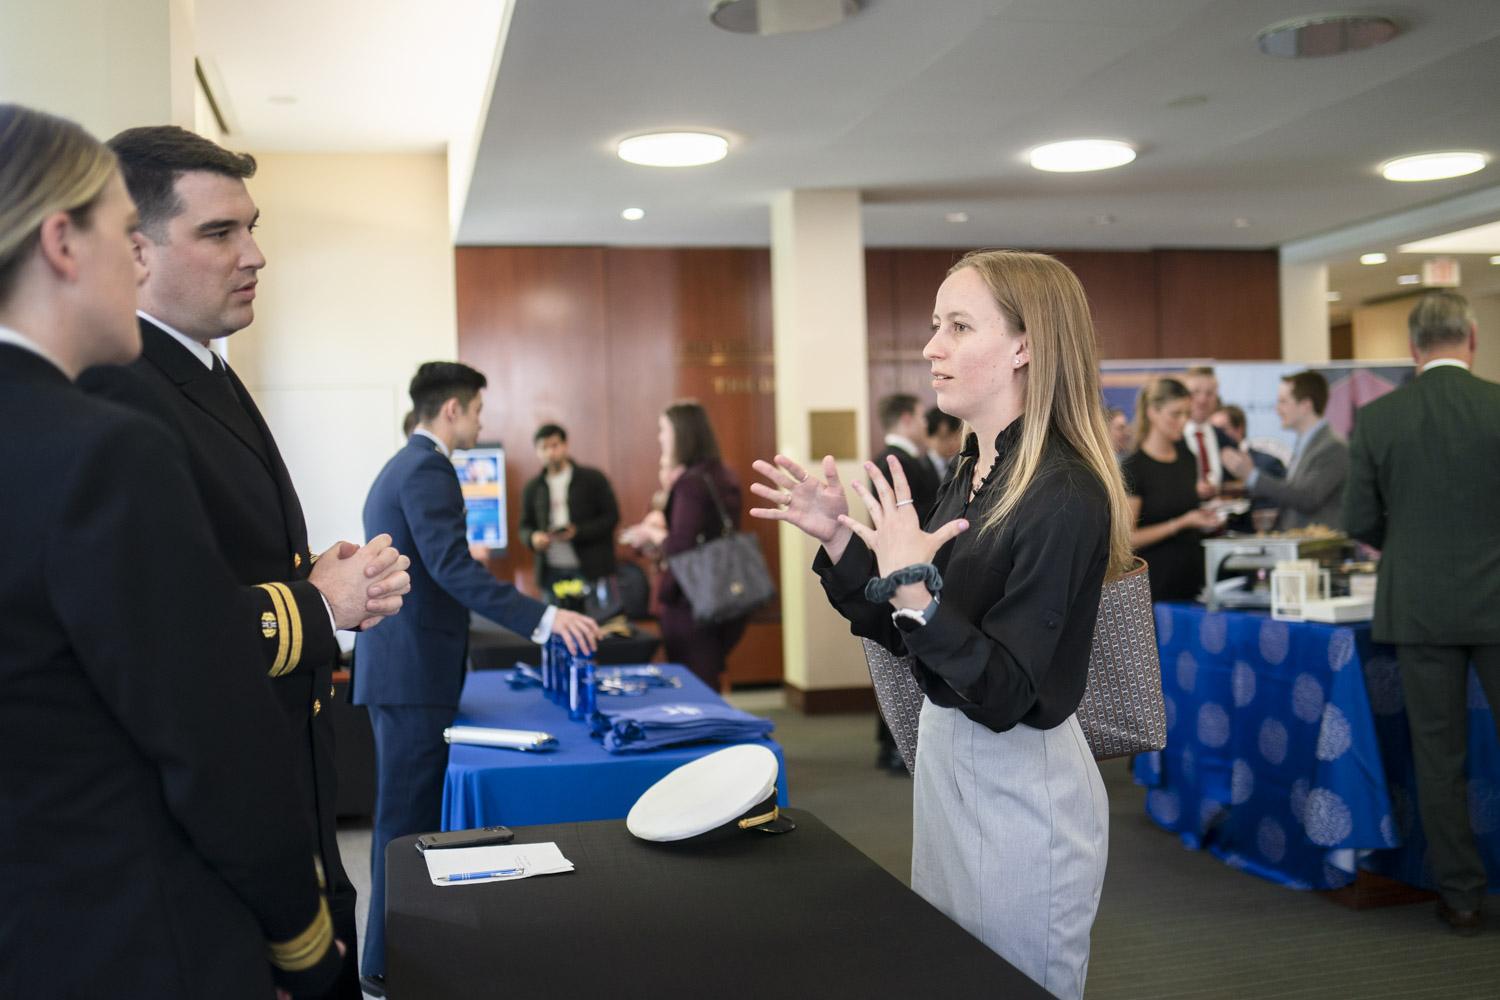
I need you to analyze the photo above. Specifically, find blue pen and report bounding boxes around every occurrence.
[438,867,524,882]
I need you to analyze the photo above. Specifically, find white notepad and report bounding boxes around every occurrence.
[423,842,575,886]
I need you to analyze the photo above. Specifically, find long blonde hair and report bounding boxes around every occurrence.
[0,104,117,306]
[1132,376,1190,451]
[947,250,1134,577]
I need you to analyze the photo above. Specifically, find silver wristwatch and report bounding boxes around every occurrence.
[891,595,940,633]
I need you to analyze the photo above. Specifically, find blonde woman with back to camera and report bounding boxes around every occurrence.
[751,250,1134,998]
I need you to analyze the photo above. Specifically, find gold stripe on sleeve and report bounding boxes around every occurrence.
[268,581,303,675]
[267,896,333,972]
[255,583,290,677]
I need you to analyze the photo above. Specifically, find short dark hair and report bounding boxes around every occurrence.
[925,406,961,437]
[663,400,720,467]
[1408,291,1474,353]
[1216,404,1247,434]
[533,423,567,444]
[409,362,487,423]
[1281,370,1328,416]
[107,126,257,238]
[877,393,920,432]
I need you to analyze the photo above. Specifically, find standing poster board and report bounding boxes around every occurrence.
[452,445,506,553]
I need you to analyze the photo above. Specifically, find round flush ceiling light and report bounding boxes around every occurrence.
[1380,151,1487,182]
[1029,139,1136,173]
[621,207,645,221]
[617,132,729,167]
[1359,252,1388,265]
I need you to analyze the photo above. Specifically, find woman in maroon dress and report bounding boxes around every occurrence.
[655,400,747,689]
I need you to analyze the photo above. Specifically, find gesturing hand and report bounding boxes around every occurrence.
[748,454,849,544]
[843,455,968,589]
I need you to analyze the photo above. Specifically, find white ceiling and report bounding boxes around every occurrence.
[455,0,1500,249]
[197,1,1500,260]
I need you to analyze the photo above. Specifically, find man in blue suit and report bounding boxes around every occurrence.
[354,362,598,993]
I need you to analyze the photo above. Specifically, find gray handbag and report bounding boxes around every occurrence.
[861,557,1166,771]
[665,472,776,625]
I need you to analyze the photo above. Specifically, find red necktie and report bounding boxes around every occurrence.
[1195,429,1211,479]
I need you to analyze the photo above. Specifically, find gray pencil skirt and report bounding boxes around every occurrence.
[911,697,1108,1000]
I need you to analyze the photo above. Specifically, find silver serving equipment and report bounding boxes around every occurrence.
[1201,533,1353,610]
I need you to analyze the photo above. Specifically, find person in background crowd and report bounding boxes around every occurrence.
[655,399,749,690]
[1107,405,1132,459]
[925,405,964,481]
[1344,291,1500,936]
[1123,376,1221,601]
[79,124,411,999]
[0,101,343,1000]
[1182,365,1233,491]
[1212,403,1285,532]
[1221,370,1347,531]
[874,393,941,522]
[354,363,598,994]
[751,250,1129,999]
[520,423,621,601]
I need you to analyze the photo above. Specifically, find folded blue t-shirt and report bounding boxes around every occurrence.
[598,702,774,754]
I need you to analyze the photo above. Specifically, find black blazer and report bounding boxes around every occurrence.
[874,442,942,523]
[1345,364,1500,645]
[0,345,338,998]
[79,318,346,898]
[820,422,1110,733]
[519,462,621,581]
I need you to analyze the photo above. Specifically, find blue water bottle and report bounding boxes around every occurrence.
[568,649,596,721]
[547,635,567,704]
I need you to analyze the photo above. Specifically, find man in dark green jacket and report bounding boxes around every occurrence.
[1344,291,1500,935]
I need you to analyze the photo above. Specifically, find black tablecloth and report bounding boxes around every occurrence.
[386,809,1050,999]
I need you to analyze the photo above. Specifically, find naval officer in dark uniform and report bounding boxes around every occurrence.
[79,125,409,998]
[0,102,342,999]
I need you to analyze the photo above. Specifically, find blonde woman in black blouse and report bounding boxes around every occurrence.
[751,251,1133,999]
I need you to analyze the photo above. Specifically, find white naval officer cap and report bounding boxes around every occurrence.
[626,744,795,843]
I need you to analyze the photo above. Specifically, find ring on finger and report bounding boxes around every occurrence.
[895,498,915,508]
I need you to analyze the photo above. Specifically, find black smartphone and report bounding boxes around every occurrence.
[415,825,515,852]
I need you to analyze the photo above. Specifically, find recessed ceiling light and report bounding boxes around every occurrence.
[1256,14,1400,59]
[1360,252,1388,265]
[1396,274,1422,285]
[621,207,645,222]
[1326,291,1343,303]
[1029,139,1136,173]
[710,0,862,35]
[1233,217,1251,229]
[1491,255,1500,266]
[945,212,969,223]
[617,132,728,167]
[1380,151,1487,183]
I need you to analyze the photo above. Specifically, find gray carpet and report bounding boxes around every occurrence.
[339,696,1500,998]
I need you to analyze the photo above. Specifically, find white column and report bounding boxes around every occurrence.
[0,0,195,136]
[1279,259,1330,362]
[770,189,872,702]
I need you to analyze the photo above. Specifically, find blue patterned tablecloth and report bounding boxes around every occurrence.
[1133,603,1500,892]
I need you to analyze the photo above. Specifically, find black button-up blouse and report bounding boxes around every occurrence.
[814,418,1110,733]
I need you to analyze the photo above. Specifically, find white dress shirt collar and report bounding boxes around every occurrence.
[883,433,921,459]
[1420,358,1470,374]
[413,427,450,457]
[138,310,222,370]
[0,324,67,376]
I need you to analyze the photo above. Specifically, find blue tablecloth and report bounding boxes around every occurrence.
[1134,603,1500,892]
[441,664,789,830]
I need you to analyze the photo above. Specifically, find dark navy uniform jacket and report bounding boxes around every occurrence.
[79,318,354,953]
[0,344,339,997]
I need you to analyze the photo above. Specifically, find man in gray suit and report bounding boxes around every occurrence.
[1221,370,1347,530]
[1344,291,1500,935]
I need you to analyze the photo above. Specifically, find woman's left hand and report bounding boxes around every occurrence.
[842,454,969,583]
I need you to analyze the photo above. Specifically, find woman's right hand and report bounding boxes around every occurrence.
[749,454,851,551]
[1177,507,1222,533]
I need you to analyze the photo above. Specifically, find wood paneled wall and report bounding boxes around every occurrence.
[456,245,1280,685]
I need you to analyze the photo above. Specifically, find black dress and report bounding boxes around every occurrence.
[1122,443,1204,602]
